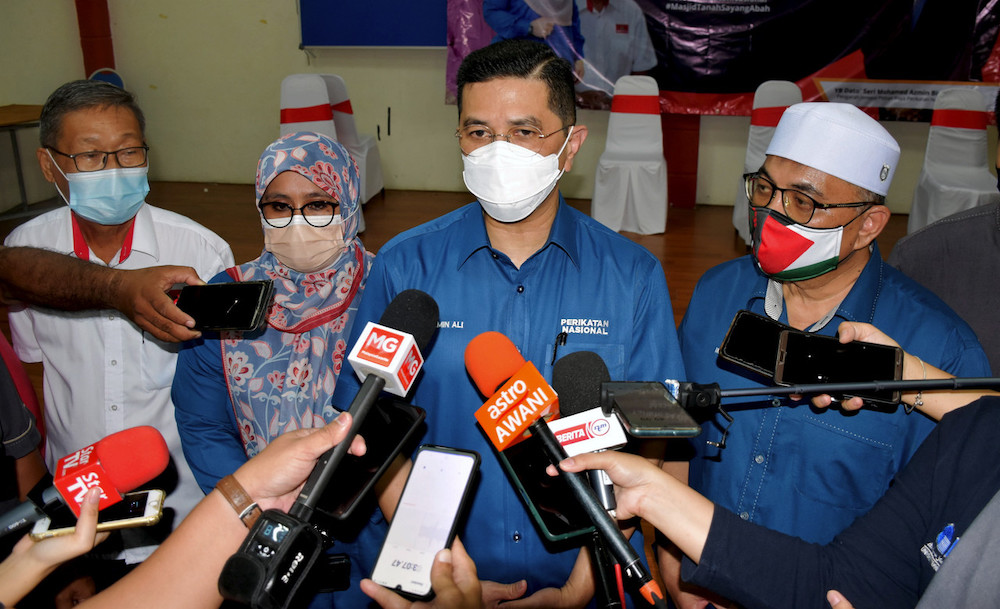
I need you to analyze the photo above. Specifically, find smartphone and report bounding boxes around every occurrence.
[718,310,793,379]
[774,330,904,406]
[313,398,426,522]
[601,381,702,438]
[370,445,479,601]
[29,490,164,541]
[174,281,274,332]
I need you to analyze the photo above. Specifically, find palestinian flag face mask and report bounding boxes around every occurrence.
[749,206,859,281]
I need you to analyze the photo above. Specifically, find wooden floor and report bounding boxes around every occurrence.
[1,182,909,326]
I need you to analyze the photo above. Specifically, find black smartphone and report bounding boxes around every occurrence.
[174,281,274,332]
[718,310,793,379]
[601,381,702,438]
[370,445,479,601]
[314,398,426,522]
[774,330,904,405]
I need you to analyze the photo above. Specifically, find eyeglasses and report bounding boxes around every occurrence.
[46,145,149,172]
[258,201,339,228]
[743,173,874,225]
[456,124,572,154]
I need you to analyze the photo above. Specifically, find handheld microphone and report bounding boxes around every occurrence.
[218,290,439,609]
[1,426,169,536]
[465,332,667,608]
[551,351,623,516]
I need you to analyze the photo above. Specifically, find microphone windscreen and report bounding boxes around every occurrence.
[465,331,526,396]
[552,351,610,416]
[379,290,439,352]
[94,426,170,492]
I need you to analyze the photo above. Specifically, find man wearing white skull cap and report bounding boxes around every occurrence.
[661,102,991,608]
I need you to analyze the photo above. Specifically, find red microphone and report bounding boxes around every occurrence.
[2,426,169,535]
[53,425,169,515]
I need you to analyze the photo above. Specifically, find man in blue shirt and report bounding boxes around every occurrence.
[333,39,685,607]
[664,102,991,608]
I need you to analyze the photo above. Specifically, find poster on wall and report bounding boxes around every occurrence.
[447,0,1000,117]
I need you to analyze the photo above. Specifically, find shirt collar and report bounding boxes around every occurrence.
[455,194,580,270]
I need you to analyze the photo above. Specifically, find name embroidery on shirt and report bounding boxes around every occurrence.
[438,320,465,329]
[561,318,610,336]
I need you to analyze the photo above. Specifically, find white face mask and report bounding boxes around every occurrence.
[462,126,573,223]
[262,214,346,273]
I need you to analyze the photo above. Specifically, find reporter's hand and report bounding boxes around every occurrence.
[11,488,109,568]
[827,589,855,608]
[501,545,592,608]
[110,266,204,342]
[548,452,663,522]
[0,488,109,607]
[233,412,366,512]
[360,539,485,609]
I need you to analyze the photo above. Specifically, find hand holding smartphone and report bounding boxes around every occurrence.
[29,490,164,541]
[775,330,904,406]
[370,445,479,601]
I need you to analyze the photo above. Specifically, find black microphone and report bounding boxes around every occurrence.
[551,351,621,516]
[218,290,439,609]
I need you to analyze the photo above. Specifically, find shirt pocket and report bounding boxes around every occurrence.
[789,414,896,512]
[140,337,181,390]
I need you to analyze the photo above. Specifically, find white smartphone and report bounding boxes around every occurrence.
[370,445,479,601]
[29,489,164,541]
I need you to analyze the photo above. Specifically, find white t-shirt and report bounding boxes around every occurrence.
[5,203,233,557]
[576,0,657,95]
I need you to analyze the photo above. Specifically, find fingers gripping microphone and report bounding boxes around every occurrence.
[551,352,623,517]
[218,290,438,609]
[1,426,169,536]
[465,332,667,608]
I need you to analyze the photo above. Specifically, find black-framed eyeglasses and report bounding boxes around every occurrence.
[743,172,874,225]
[258,201,339,228]
[46,145,149,172]
[456,124,572,154]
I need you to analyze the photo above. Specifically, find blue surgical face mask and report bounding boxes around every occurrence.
[48,150,149,225]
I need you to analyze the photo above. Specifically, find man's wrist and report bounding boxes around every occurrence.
[216,475,262,528]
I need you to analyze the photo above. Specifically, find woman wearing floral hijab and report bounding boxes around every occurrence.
[172,132,374,493]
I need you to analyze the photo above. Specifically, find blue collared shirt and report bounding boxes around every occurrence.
[679,244,991,544]
[333,198,684,599]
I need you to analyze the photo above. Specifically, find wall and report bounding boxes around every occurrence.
[1,0,995,215]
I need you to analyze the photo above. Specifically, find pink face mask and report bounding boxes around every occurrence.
[262,214,346,273]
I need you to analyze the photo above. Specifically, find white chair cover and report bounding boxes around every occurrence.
[732,80,802,244]
[279,74,365,231]
[321,74,384,206]
[592,75,667,234]
[908,88,1000,234]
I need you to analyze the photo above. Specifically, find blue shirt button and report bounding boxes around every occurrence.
[517,285,524,293]
[512,531,522,542]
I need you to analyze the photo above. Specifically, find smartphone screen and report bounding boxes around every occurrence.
[30,490,163,540]
[175,281,274,331]
[371,446,479,600]
[775,330,904,405]
[718,310,792,379]
[314,399,426,521]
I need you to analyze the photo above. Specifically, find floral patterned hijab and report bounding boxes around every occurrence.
[221,132,373,456]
